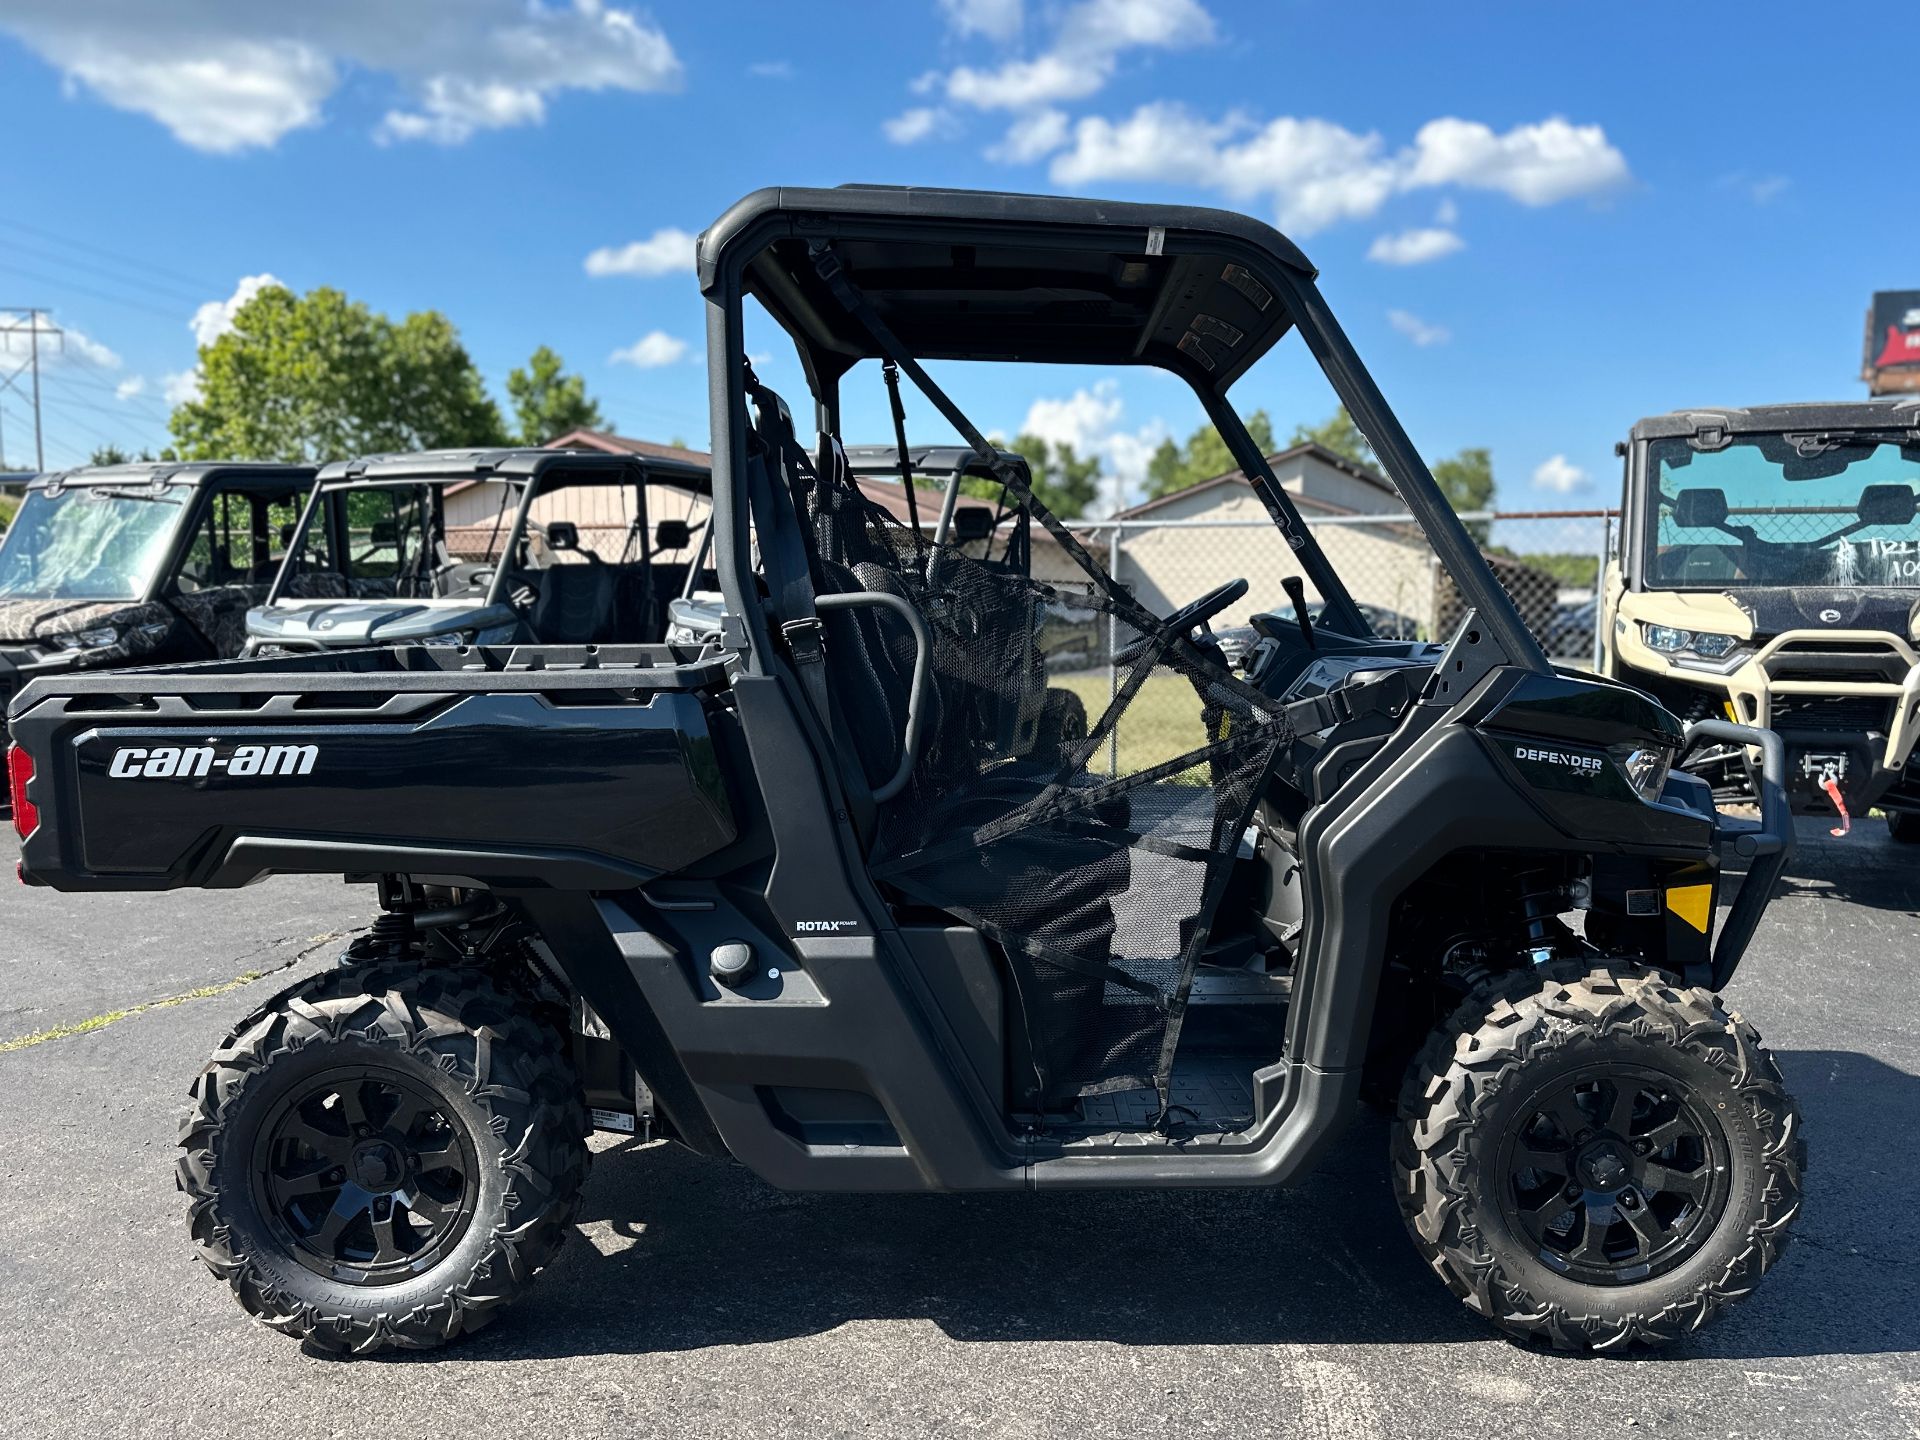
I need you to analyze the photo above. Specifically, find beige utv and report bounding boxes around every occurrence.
[1599,399,1920,839]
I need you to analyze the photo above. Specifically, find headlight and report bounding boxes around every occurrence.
[1611,742,1674,802]
[51,626,122,651]
[1640,623,1741,663]
[1643,624,1688,653]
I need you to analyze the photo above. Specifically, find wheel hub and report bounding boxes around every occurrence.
[350,1140,403,1190]
[1496,1066,1731,1286]
[253,1070,479,1286]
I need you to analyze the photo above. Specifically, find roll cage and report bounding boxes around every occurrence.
[696,184,1546,675]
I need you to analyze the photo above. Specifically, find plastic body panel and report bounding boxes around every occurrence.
[10,644,735,891]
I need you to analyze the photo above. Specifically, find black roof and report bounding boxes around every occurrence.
[318,446,710,492]
[28,460,315,491]
[1630,396,1920,441]
[840,443,1028,481]
[699,184,1319,390]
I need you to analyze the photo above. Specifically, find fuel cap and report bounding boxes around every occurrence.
[710,941,755,988]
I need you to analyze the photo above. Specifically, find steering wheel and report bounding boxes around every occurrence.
[1116,578,1249,665]
[1159,577,1249,639]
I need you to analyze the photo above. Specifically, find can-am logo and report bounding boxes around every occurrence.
[1514,744,1604,772]
[106,743,318,779]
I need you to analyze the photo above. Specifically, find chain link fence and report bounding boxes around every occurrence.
[1036,509,1617,775]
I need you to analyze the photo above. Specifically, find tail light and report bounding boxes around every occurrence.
[8,744,37,840]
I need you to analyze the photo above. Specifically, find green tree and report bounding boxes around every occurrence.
[168,284,507,463]
[506,345,605,445]
[88,444,155,465]
[1289,406,1374,466]
[1431,446,1495,542]
[997,431,1101,518]
[1142,409,1276,500]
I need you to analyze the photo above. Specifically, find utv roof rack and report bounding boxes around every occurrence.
[29,460,316,491]
[838,443,1026,480]
[319,446,711,493]
[698,184,1319,391]
[1628,396,1920,442]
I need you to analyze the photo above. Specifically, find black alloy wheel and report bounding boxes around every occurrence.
[1496,1066,1728,1286]
[255,1069,480,1285]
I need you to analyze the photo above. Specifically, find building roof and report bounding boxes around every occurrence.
[545,427,996,529]
[1104,441,1397,522]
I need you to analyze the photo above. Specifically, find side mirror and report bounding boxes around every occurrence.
[368,519,399,546]
[1858,483,1917,528]
[950,507,996,545]
[544,520,580,552]
[654,518,692,551]
[1673,488,1729,530]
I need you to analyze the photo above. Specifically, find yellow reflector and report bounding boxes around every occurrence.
[1667,883,1713,933]
[1722,700,1738,722]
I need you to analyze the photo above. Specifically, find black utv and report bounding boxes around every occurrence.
[246,446,712,654]
[0,461,316,752]
[7,186,1803,1355]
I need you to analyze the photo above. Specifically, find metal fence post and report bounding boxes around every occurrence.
[1592,513,1614,671]
[1107,522,1120,778]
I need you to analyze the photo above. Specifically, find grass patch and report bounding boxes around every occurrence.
[1055,669,1210,777]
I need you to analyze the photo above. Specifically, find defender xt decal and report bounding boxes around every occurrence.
[106,743,319,779]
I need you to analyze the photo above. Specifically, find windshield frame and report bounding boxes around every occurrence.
[0,480,196,604]
[1631,431,1920,592]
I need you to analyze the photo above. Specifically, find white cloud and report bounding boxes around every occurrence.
[1403,117,1628,206]
[1047,104,1629,236]
[938,0,1214,113]
[0,1,682,152]
[163,370,202,406]
[191,274,284,349]
[610,330,689,368]
[584,228,697,278]
[115,375,146,400]
[939,0,1024,42]
[1532,454,1590,495]
[986,107,1069,163]
[1017,379,1168,516]
[1434,196,1459,226]
[0,315,121,369]
[746,59,793,79]
[1386,309,1450,347]
[1367,227,1465,266]
[883,106,957,145]
[1719,171,1789,205]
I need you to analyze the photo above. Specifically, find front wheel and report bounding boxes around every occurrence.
[177,964,588,1354]
[1393,962,1803,1351]
[1887,809,1920,844]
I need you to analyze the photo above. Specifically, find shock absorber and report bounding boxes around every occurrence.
[1514,870,1567,963]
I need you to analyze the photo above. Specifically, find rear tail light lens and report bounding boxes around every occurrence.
[8,744,38,839]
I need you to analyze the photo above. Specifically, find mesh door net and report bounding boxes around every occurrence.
[771,401,1294,1115]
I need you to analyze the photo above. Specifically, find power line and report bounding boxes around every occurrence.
[0,260,186,321]
[0,233,209,308]
[0,216,221,294]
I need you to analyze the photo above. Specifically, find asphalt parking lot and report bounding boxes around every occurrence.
[3,821,1917,1439]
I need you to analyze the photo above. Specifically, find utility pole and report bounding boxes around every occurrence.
[0,308,64,471]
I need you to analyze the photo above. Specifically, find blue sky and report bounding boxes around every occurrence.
[0,0,1905,515]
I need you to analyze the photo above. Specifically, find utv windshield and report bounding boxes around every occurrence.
[0,485,189,601]
[1646,435,1920,589]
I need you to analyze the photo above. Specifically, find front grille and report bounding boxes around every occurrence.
[1770,693,1896,734]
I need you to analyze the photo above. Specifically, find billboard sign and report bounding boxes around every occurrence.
[1864,290,1920,394]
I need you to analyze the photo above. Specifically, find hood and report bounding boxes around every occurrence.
[0,597,163,645]
[247,600,517,646]
[1726,587,1920,639]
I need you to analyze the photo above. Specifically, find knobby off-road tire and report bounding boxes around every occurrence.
[1393,961,1804,1351]
[178,964,589,1354]
[1887,809,1920,844]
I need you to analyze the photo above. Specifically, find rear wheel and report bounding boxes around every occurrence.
[178,963,588,1354]
[1393,962,1803,1350]
[1887,809,1920,844]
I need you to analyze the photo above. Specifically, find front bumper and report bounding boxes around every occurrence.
[1619,626,1920,814]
